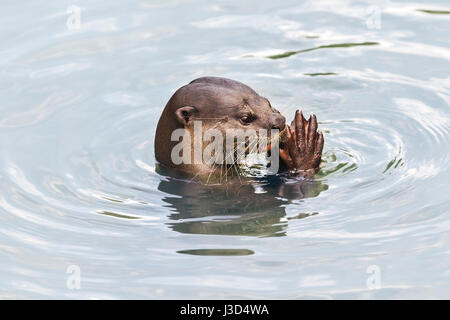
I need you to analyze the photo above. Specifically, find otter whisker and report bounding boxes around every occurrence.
[222,139,247,183]
[206,147,223,184]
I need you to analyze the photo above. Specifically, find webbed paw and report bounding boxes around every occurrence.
[279,109,324,173]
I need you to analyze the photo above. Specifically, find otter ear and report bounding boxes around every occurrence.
[175,106,197,125]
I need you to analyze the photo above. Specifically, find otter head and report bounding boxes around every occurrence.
[155,77,286,177]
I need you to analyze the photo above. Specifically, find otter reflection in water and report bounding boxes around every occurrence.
[157,167,328,237]
[154,77,327,237]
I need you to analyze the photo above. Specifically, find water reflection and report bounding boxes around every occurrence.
[177,249,255,256]
[266,42,379,59]
[416,9,450,14]
[157,170,328,237]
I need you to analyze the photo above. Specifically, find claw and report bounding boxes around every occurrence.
[307,114,317,153]
[286,125,298,160]
[295,110,306,152]
[314,131,324,167]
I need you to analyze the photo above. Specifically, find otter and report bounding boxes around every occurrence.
[155,76,324,181]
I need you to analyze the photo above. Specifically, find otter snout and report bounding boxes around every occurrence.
[270,113,286,130]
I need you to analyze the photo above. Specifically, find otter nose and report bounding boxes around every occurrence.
[270,113,286,130]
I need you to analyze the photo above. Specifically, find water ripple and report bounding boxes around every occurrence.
[1,0,449,299]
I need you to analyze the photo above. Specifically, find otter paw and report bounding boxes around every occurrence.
[279,109,324,173]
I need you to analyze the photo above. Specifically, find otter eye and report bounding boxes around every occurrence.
[240,115,252,125]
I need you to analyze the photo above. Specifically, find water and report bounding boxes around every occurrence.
[0,0,449,299]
